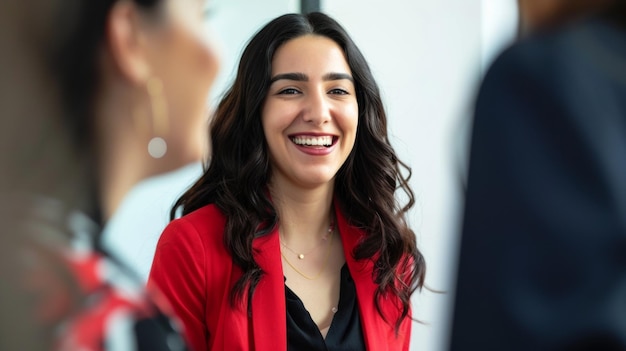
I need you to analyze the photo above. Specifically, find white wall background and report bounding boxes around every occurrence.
[104,1,518,350]
[481,0,519,72]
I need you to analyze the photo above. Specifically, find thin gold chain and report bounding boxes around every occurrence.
[280,221,334,260]
[281,229,334,280]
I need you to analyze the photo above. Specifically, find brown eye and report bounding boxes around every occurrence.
[329,88,349,95]
[278,88,301,95]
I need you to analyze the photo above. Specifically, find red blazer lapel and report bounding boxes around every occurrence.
[246,204,399,350]
[251,228,287,351]
[335,203,391,350]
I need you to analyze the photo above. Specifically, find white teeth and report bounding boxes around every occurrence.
[291,135,333,146]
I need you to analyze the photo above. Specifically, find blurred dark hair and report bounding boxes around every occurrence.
[517,0,622,35]
[172,12,425,330]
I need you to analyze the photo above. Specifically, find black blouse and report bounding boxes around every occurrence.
[285,264,366,350]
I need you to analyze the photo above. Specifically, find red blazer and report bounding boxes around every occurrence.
[149,203,411,351]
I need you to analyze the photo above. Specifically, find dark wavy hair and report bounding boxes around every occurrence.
[172,12,425,330]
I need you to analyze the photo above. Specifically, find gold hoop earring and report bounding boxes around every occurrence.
[146,77,168,159]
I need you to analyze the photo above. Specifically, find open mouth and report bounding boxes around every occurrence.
[289,135,338,148]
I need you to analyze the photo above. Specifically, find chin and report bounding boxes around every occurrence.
[295,173,336,188]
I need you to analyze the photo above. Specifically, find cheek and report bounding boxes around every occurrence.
[261,100,294,136]
[195,40,220,90]
[338,104,359,158]
[179,40,218,102]
[164,40,218,133]
[161,25,219,105]
[340,103,359,137]
[262,101,296,164]
[156,48,217,162]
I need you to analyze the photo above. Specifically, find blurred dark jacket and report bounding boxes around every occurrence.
[450,9,626,351]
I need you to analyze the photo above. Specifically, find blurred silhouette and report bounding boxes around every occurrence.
[451,1,626,350]
[0,0,219,350]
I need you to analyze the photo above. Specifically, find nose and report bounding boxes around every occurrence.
[302,89,331,126]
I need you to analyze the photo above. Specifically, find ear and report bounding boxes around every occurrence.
[105,1,152,85]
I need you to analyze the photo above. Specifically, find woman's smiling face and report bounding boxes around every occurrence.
[262,35,358,190]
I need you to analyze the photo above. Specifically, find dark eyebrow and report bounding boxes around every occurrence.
[269,73,308,84]
[269,72,354,85]
[323,72,354,82]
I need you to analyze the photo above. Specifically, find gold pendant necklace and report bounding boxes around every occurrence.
[280,220,334,260]
[281,228,334,280]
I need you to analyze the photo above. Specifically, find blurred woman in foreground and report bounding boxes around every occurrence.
[0,0,219,349]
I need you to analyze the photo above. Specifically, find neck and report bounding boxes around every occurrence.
[270,177,335,246]
[95,89,149,222]
[99,154,144,222]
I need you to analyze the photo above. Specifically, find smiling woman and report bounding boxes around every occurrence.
[149,12,424,351]
[263,35,358,189]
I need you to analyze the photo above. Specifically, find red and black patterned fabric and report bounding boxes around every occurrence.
[22,198,189,351]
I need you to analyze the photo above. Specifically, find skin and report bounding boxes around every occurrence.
[96,0,219,220]
[262,34,359,338]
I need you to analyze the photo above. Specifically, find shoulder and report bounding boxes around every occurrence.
[153,204,232,278]
[60,253,187,350]
[172,204,226,233]
[476,16,626,140]
[151,204,232,265]
[485,17,624,92]
[158,204,226,249]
